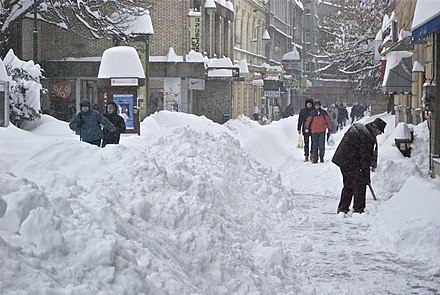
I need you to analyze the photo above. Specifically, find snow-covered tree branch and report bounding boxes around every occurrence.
[317,0,394,92]
[0,0,153,56]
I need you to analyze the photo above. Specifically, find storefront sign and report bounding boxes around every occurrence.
[189,15,201,52]
[111,78,139,87]
[52,80,71,99]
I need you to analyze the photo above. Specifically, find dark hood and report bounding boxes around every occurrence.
[80,98,90,107]
[106,101,118,115]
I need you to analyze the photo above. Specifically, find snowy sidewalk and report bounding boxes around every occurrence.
[275,160,440,295]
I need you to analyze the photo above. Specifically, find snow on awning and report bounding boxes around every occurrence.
[206,57,240,79]
[382,51,413,94]
[98,46,145,79]
[411,0,440,42]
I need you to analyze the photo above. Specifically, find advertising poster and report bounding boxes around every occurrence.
[113,94,134,130]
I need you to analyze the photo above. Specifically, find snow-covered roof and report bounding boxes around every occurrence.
[112,9,154,36]
[98,46,145,79]
[186,50,205,63]
[411,0,440,42]
[412,0,440,30]
[282,47,300,61]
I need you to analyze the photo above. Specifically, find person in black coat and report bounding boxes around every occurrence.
[297,98,314,161]
[332,118,387,214]
[102,102,126,147]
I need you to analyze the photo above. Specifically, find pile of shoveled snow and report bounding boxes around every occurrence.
[0,112,304,294]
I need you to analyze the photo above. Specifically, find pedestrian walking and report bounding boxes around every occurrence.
[305,101,332,163]
[102,102,126,147]
[297,98,314,161]
[332,118,387,214]
[252,105,260,121]
[337,103,349,130]
[282,103,295,118]
[327,104,339,134]
[69,98,117,147]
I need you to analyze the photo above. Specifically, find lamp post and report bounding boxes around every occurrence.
[251,25,270,56]
[282,46,300,110]
[33,0,38,62]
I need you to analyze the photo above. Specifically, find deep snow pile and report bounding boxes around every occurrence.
[0,112,302,294]
[0,111,439,294]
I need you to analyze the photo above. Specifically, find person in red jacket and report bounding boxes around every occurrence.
[305,101,332,163]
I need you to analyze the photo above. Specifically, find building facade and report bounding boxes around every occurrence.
[381,0,440,178]
[233,0,267,119]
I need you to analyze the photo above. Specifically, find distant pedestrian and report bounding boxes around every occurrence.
[337,104,349,130]
[297,98,314,161]
[253,105,260,121]
[282,103,295,118]
[102,102,126,147]
[327,104,339,134]
[350,103,358,124]
[305,101,332,163]
[69,98,116,147]
[332,118,387,214]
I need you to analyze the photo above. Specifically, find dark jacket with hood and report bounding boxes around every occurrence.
[103,102,126,147]
[332,122,377,185]
[297,99,314,134]
[69,98,116,143]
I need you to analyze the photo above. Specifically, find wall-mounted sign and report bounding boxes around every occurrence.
[189,15,201,52]
[111,78,139,87]
[264,91,280,98]
[52,80,72,99]
[188,78,205,90]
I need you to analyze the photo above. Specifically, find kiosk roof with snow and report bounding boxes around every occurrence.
[98,46,145,86]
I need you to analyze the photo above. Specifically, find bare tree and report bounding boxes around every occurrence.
[0,0,153,57]
[317,0,394,93]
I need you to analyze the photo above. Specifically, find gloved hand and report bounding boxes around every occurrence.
[297,130,301,134]
[305,128,310,133]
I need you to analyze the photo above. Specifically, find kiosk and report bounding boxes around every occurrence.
[97,46,145,134]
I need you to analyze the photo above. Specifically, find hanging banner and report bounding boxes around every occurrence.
[189,14,201,52]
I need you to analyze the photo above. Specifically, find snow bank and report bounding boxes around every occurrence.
[0,111,304,294]
[370,176,440,272]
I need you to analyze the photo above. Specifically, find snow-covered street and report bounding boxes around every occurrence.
[0,111,439,294]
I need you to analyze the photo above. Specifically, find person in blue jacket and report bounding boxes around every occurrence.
[69,98,116,147]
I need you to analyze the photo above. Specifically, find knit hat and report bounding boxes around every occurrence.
[371,118,387,133]
[80,98,90,107]
[314,101,321,106]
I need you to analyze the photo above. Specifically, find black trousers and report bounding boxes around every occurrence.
[337,168,367,213]
[84,139,102,147]
[311,132,326,161]
[303,133,311,156]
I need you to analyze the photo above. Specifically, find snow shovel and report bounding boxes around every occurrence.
[368,183,377,201]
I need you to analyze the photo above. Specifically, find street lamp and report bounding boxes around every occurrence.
[33,0,38,62]
[205,0,217,57]
[251,25,270,56]
[118,10,154,117]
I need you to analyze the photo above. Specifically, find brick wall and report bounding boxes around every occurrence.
[149,0,190,56]
[193,80,232,123]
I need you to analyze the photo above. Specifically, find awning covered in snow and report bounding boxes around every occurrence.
[411,0,440,42]
[382,53,413,94]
